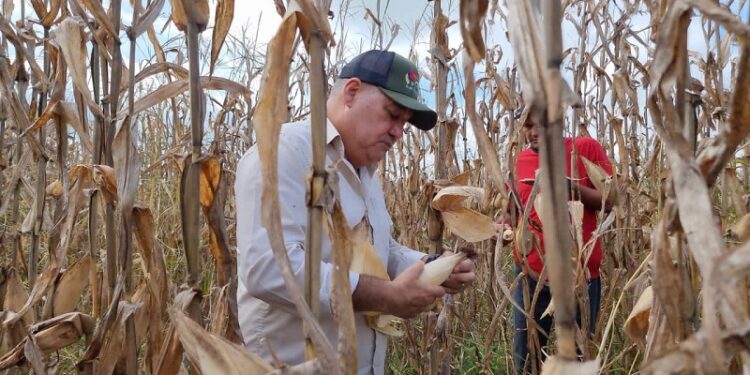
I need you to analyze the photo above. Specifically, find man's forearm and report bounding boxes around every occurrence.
[572,182,610,211]
[352,275,393,313]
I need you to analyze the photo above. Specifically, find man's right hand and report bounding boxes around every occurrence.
[386,261,446,319]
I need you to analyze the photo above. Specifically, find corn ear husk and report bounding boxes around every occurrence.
[419,253,467,285]
[624,286,653,344]
[541,356,599,375]
[581,156,618,205]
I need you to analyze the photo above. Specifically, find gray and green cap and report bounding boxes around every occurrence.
[339,50,437,130]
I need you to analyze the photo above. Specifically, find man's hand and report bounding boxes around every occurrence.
[439,251,476,294]
[387,261,446,319]
[352,261,445,319]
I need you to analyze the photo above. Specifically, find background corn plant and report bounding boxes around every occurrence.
[1,0,750,374]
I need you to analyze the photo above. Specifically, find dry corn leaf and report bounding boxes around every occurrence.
[170,0,210,32]
[46,179,63,197]
[93,302,140,375]
[3,266,59,327]
[198,156,241,342]
[55,101,94,154]
[723,168,747,216]
[463,54,506,195]
[450,170,472,185]
[128,76,251,117]
[459,0,488,62]
[4,270,34,329]
[210,0,234,76]
[0,312,95,371]
[52,255,91,316]
[133,206,169,371]
[29,0,62,27]
[541,356,598,375]
[624,286,653,344]
[171,309,274,374]
[131,0,166,39]
[727,213,750,243]
[78,0,118,38]
[52,17,104,119]
[2,0,12,17]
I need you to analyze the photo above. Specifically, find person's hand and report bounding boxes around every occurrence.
[493,215,514,246]
[386,261,445,319]
[439,250,476,294]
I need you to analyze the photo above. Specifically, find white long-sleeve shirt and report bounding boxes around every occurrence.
[235,119,424,374]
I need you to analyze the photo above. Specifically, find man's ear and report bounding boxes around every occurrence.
[342,78,362,107]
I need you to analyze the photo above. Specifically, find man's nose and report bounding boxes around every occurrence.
[389,121,404,139]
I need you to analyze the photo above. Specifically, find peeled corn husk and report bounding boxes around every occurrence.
[624,286,653,344]
[432,185,496,242]
[349,221,390,280]
[581,156,618,205]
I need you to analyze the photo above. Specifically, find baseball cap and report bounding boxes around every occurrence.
[339,50,438,131]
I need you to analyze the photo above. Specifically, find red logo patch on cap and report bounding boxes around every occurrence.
[407,68,419,82]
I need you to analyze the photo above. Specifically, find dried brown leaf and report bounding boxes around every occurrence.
[624,286,653,344]
[127,76,251,117]
[4,270,34,328]
[78,0,119,37]
[52,17,104,119]
[52,255,91,316]
[210,0,234,76]
[171,309,274,374]
[459,0,488,62]
[131,0,166,39]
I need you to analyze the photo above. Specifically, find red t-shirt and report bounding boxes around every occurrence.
[513,137,613,278]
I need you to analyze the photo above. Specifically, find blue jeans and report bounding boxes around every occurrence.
[511,265,601,374]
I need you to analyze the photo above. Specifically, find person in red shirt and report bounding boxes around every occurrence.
[500,114,613,374]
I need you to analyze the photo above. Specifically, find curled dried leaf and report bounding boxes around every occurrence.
[624,286,653,344]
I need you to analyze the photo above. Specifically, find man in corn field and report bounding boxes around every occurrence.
[500,110,613,374]
[235,50,476,374]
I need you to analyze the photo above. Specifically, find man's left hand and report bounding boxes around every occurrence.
[439,250,476,294]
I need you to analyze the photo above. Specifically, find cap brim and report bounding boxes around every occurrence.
[378,88,437,131]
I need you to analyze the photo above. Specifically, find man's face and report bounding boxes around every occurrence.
[341,83,412,168]
[523,119,539,151]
